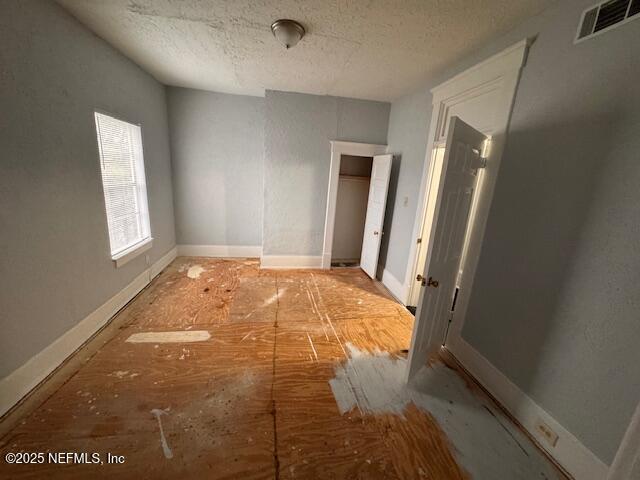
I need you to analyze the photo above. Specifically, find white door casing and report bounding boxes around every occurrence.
[322,141,388,269]
[404,40,530,374]
[360,154,393,278]
[408,145,446,306]
[406,117,487,379]
[400,39,609,480]
[406,40,530,308]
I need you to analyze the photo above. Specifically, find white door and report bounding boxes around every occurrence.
[407,117,487,378]
[360,154,392,278]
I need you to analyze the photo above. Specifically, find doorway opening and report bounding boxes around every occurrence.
[406,145,446,306]
[331,155,373,268]
[404,40,531,382]
[406,117,489,380]
[321,141,388,272]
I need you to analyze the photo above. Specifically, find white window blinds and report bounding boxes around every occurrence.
[94,112,151,257]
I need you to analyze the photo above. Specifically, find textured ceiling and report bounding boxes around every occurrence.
[56,0,556,101]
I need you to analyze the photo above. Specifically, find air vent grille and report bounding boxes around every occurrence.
[580,7,599,37]
[594,0,629,31]
[576,0,640,41]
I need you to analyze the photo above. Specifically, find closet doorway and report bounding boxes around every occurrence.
[331,155,372,267]
[321,141,392,279]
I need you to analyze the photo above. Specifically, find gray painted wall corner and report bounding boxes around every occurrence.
[384,0,640,465]
[378,89,432,284]
[262,90,390,256]
[0,0,176,379]
[167,87,265,247]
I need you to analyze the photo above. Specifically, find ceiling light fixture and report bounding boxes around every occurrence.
[271,19,305,49]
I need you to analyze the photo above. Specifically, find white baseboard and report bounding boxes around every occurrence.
[447,336,609,480]
[260,255,323,269]
[150,246,178,278]
[177,244,262,258]
[0,246,178,418]
[380,266,407,305]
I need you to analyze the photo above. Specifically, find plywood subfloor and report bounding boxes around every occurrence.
[0,258,567,479]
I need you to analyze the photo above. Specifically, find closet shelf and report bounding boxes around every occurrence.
[339,174,370,181]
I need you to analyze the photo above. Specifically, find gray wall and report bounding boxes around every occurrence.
[379,90,432,283]
[167,88,264,246]
[632,456,640,480]
[263,90,389,256]
[0,0,175,379]
[333,177,369,261]
[384,0,640,465]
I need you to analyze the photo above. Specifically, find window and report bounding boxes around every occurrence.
[94,112,151,266]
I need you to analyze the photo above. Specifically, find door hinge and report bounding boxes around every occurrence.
[450,287,460,312]
[416,237,422,244]
[472,156,487,169]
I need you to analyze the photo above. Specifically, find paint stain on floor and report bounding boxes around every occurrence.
[0,258,567,480]
[329,344,564,480]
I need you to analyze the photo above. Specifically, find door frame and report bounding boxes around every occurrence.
[321,141,387,269]
[405,39,531,376]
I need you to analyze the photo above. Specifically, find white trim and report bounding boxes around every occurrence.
[112,237,153,268]
[608,400,640,480]
[405,39,530,308]
[380,266,407,305]
[405,40,530,381]
[321,253,332,269]
[176,244,262,258]
[322,141,387,269]
[150,246,178,278]
[444,40,531,349]
[431,39,530,97]
[260,255,323,269]
[0,246,178,417]
[448,337,609,480]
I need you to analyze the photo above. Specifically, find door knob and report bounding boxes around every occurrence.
[373,231,379,236]
[418,275,439,287]
[426,276,439,288]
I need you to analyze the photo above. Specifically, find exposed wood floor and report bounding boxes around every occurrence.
[0,258,567,479]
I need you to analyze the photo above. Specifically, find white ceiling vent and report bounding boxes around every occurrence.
[576,0,640,42]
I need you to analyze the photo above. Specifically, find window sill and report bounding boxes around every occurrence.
[112,238,153,268]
